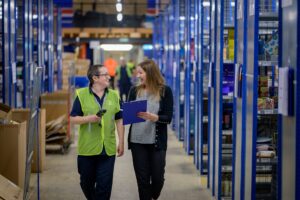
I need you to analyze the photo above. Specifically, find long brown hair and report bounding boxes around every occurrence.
[136,59,165,100]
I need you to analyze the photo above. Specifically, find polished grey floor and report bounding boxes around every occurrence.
[31,128,212,200]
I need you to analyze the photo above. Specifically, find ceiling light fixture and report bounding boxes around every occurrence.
[116,3,122,12]
[203,1,210,7]
[100,44,133,51]
[117,13,123,21]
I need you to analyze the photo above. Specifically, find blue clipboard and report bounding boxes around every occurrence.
[122,100,147,125]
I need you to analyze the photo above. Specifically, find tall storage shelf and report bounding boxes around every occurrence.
[233,0,282,199]
[182,0,195,155]
[212,0,236,199]
[199,0,211,176]
[208,0,217,195]
[152,1,300,200]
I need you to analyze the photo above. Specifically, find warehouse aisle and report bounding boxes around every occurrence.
[36,128,212,200]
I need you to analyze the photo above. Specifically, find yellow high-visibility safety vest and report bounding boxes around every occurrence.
[76,87,120,156]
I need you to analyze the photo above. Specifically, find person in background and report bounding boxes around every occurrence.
[127,59,174,200]
[116,57,132,101]
[127,59,135,72]
[130,67,139,86]
[70,64,124,200]
[104,55,118,89]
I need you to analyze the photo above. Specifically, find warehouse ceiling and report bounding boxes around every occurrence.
[73,0,148,16]
[72,0,170,27]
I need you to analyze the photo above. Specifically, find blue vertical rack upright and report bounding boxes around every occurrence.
[172,0,182,141]
[183,0,196,155]
[208,0,217,195]
[193,0,200,169]
[1,0,9,104]
[56,6,63,90]
[213,0,236,198]
[178,0,185,141]
[235,0,281,199]
[281,0,299,199]
[21,0,34,108]
[233,0,248,199]
[1,0,17,107]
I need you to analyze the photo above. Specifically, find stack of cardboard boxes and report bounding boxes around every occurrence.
[62,52,91,90]
[40,90,72,151]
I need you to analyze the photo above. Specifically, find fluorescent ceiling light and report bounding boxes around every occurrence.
[100,44,133,51]
[116,3,122,12]
[231,2,235,7]
[116,0,121,2]
[117,13,123,21]
[203,1,210,7]
[143,44,153,50]
[179,16,185,21]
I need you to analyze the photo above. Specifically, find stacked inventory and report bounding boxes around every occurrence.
[200,1,211,174]
[256,1,279,198]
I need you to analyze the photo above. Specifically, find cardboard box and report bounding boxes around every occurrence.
[0,175,23,200]
[0,120,26,189]
[40,91,71,140]
[10,109,46,173]
[40,91,70,122]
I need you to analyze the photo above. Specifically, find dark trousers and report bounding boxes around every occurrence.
[77,154,116,200]
[131,143,166,200]
[109,77,115,89]
[119,83,131,101]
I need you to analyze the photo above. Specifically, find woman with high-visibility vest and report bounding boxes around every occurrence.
[70,64,124,200]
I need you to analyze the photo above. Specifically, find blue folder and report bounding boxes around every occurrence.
[122,100,147,125]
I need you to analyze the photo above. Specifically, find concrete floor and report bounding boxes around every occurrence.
[30,128,212,200]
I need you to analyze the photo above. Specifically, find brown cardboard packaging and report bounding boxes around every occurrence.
[0,175,23,200]
[40,91,70,122]
[0,120,26,189]
[10,109,46,173]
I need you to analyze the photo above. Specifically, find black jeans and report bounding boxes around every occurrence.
[131,143,166,200]
[77,154,116,200]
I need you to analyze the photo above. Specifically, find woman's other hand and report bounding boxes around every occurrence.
[86,115,101,123]
[137,112,158,122]
[117,143,124,157]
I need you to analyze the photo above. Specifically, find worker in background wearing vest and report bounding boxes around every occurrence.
[116,57,133,101]
[104,55,118,89]
[70,64,124,200]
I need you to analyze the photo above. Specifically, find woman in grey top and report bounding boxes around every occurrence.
[127,59,174,200]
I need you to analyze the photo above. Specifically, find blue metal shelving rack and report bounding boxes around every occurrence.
[193,0,200,169]
[178,0,185,141]
[56,6,63,90]
[234,0,282,199]
[214,0,236,198]
[183,0,196,155]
